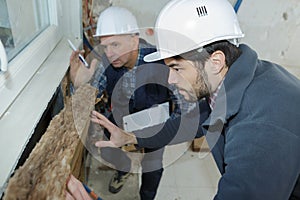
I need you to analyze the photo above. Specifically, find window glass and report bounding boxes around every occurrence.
[0,0,49,63]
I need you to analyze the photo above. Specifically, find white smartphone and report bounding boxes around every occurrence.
[68,39,89,68]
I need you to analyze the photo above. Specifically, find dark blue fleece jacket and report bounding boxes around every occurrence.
[136,44,300,199]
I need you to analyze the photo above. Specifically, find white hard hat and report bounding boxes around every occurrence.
[144,0,244,62]
[93,6,140,37]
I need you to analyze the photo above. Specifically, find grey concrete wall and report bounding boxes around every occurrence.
[110,0,300,77]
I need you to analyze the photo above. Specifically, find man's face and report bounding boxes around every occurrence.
[165,57,210,102]
[100,35,138,68]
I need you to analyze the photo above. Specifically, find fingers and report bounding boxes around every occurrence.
[89,59,98,73]
[70,50,87,69]
[66,175,92,200]
[90,117,114,133]
[90,110,105,119]
[70,50,81,64]
[91,111,115,128]
[95,140,117,148]
[65,191,75,200]
[66,175,83,199]
[90,110,136,147]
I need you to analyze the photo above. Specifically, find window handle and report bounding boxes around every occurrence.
[0,40,8,72]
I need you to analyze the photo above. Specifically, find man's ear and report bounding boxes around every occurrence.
[210,50,226,74]
[132,35,140,49]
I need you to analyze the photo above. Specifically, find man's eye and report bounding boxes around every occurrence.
[112,43,119,47]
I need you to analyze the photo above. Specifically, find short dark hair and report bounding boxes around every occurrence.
[203,40,242,67]
[175,40,242,68]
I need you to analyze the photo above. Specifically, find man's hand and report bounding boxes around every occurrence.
[65,175,92,200]
[69,50,97,89]
[90,111,137,148]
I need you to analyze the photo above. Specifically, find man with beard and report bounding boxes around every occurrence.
[67,0,300,199]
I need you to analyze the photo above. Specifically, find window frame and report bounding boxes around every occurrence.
[0,0,82,195]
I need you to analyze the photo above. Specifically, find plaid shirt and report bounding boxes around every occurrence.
[91,42,148,97]
[208,80,224,110]
[90,41,195,118]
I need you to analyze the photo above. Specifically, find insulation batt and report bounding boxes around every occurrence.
[3,84,97,200]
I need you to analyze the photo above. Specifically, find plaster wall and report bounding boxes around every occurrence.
[111,0,300,77]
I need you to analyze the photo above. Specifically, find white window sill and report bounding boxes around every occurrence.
[0,37,81,194]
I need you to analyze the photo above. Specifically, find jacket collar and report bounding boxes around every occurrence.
[202,44,258,127]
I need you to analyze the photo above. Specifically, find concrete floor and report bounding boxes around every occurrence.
[85,142,220,200]
[86,154,140,200]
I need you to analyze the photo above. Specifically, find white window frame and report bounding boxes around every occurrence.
[0,0,83,195]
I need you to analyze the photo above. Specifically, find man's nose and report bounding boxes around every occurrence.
[105,46,114,58]
[168,69,177,84]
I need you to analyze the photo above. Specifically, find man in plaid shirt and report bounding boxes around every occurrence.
[69,6,194,200]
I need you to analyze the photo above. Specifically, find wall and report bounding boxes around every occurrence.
[112,0,170,43]
[109,0,300,77]
[237,0,300,77]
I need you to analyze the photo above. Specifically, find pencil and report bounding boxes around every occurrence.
[82,183,102,200]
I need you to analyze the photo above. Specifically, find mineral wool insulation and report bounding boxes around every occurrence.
[3,84,97,200]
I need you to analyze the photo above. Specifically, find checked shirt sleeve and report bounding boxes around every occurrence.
[90,62,107,98]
